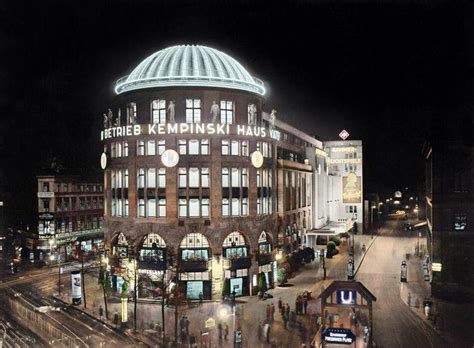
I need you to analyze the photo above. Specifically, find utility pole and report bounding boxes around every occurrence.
[58,255,61,295]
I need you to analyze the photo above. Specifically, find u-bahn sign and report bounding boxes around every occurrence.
[323,328,356,345]
[336,289,356,305]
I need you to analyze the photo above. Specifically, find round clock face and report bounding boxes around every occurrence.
[251,150,264,168]
[100,152,107,170]
[161,149,180,168]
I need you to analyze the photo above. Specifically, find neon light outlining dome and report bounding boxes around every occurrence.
[115,45,265,96]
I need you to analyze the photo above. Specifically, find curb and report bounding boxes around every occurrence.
[354,235,377,276]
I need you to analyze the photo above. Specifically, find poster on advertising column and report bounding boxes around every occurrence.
[71,270,82,305]
[342,172,362,203]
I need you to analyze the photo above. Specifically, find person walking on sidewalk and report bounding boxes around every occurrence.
[278,297,283,311]
[224,323,229,340]
[218,322,223,341]
[266,304,272,322]
[271,303,275,321]
[303,298,308,315]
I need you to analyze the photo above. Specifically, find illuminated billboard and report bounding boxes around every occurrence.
[343,172,362,203]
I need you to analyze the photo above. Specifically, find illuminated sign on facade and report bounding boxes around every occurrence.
[342,172,362,203]
[323,328,356,345]
[328,158,362,164]
[331,147,357,153]
[315,148,328,157]
[336,289,356,305]
[101,123,271,141]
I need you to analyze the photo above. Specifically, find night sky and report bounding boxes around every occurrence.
[1,0,472,227]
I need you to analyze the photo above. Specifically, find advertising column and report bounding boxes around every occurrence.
[71,270,82,304]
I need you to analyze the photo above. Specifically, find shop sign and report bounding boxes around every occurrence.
[336,289,356,305]
[37,192,54,198]
[323,328,356,345]
[39,213,54,220]
[101,123,270,141]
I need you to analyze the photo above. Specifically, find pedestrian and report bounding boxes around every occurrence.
[99,305,104,320]
[283,311,288,330]
[198,292,203,305]
[285,303,290,319]
[278,297,283,311]
[185,316,190,336]
[407,292,412,307]
[218,322,223,340]
[224,323,229,340]
[180,316,185,334]
[266,323,271,343]
[303,298,308,315]
[258,322,262,340]
[266,304,272,322]
[424,304,430,319]
[271,303,275,321]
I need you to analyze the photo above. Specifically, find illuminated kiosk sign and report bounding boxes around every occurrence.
[336,289,356,305]
[101,123,272,140]
[322,328,356,345]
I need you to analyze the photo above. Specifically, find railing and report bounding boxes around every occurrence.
[257,254,273,265]
[179,259,209,272]
[138,259,167,271]
[227,256,252,270]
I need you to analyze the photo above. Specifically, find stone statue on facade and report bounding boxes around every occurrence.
[103,113,108,129]
[116,108,121,127]
[210,101,220,123]
[107,108,114,128]
[248,104,257,125]
[269,109,277,131]
[168,100,176,123]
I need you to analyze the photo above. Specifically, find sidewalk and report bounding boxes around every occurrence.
[54,244,353,347]
[399,247,474,347]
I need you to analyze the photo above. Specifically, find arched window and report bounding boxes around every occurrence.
[180,233,210,261]
[223,232,248,259]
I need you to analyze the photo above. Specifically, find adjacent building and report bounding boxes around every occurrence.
[101,44,363,300]
[37,175,104,261]
[423,117,474,301]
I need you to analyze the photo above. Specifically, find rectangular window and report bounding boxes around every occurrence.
[179,168,187,188]
[189,198,200,217]
[147,199,156,217]
[241,141,249,156]
[231,168,240,187]
[178,140,187,155]
[231,140,239,155]
[138,199,145,217]
[220,100,234,124]
[137,140,145,156]
[189,168,200,188]
[157,140,165,155]
[202,199,209,217]
[147,140,156,156]
[201,168,210,188]
[137,168,145,188]
[158,168,166,188]
[123,141,129,157]
[222,140,229,155]
[241,168,248,187]
[179,199,187,217]
[241,198,248,216]
[158,199,166,217]
[222,168,229,187]
[147,168,156,188]
[222,199,229,216]
[189,139,199,155]
[186,99,201,123]
[231,198,239,217]
[151,99,166,124]
[201,139,209,155]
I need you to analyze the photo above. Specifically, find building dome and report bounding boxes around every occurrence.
[115,45,265,96]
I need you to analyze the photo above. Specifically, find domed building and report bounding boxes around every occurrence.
[103,45,280,300]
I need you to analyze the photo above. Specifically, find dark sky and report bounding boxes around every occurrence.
[1,0,472,227]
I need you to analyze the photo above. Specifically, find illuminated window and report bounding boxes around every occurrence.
[222,199,229,216]
[248,104,257,124]
[231,140,239,155]
[138,199,145,217]
[179,168,187,188]
[158,168,166,188]
[454,214,467,231]
[158,199,166,217]
[222,168,229,187]
[220,100,234,124]
[222,140,229,155]
[147,198,156,217]
[147,140,156,156]
[151,99,166,124]
[137,140,145,156]
[157,140,165,155]
[179,199,187,217]
[178,139,210,155]
[147,168,156,188]
[186,99,201,123]
[137,168,145,188]
[189,168,200,188]
[123,141,128,156]
[257,142,271,158]
[201,168,210,188]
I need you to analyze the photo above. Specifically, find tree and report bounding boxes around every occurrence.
[258,273,267,297]
[326,241,336,258]
[277,268,287,286]
[329,236,341,246]
[168,283,186,343]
